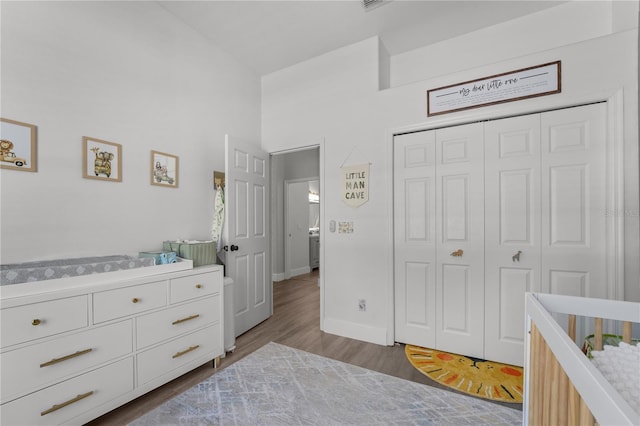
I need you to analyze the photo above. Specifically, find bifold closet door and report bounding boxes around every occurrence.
[434,123,485,359]
[484,103,608,365]
[484,114,541,366]
[394,103,609,364]
[394,131,437,349]
[394,123,485,357]
[540,103,608,301]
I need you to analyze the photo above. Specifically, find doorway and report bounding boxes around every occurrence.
[270,146,321,283]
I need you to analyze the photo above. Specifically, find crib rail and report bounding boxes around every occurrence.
[529,323,595,425]
[524,293,639,426]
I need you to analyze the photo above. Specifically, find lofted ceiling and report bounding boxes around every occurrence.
[158,1,565,76]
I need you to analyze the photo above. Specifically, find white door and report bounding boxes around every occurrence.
[434,123,485,359]
[541,103,608,299]
[285,180,311,278]
[225,135,271,337]
[484,114,541,366]
[484,103,607,364]
[541,103,608,342]
[393,103,609,363]
[394,131,437,348]
[394,123,485,357]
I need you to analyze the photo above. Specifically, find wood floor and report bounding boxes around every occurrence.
[88,270,521,425]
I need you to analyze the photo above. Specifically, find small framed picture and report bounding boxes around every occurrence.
[0,118,37,172]
[151,150,178,188]
[83,136,122,182]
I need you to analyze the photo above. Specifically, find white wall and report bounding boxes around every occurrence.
[0,1,261,263]
[390,1,615,87]
[262,1,639,345]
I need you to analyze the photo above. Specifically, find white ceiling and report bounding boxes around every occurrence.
[158,1,565,76]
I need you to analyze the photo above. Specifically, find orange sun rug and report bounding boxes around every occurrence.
[405,345,523,403]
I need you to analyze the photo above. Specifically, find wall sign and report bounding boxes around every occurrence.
[342,163,369,207]
[427,61,561,116]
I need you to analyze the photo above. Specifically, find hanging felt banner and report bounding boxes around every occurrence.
[342,163,369,207]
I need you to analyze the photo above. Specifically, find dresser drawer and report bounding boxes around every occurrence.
[0,357,133,426]
[1,296,88,348]
[137,324,221,386]
[170,271,221,304]
[136,295,220,349]
[1,320,132,403]
[93,281,167,323]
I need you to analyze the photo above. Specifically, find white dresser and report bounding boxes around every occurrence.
[0,264,224,425]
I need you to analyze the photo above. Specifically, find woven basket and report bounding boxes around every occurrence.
[162,241,216,267]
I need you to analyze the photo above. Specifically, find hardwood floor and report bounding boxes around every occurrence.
[88,270,521,425]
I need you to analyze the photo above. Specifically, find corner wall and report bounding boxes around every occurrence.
[0,1,261,263]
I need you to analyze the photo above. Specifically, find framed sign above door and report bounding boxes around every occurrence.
[427,61,561,116]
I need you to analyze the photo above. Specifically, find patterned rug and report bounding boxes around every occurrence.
[405,345,524,403]
[131,342,522,425]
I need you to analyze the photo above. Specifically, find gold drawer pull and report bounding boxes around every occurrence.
[450,249,463,257]
[132,298,140,303]
[172,344,200,359]
[172,314,200,325]
[196,284,203,289]
[40,348,93,368]
[41,391,94,416]
[32,319,42,326]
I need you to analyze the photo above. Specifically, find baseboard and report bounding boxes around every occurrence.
[322,317,388,346]
[272,272,285,282]
[290,266,311,277]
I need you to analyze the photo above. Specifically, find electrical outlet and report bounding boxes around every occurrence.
[358,299,366,311]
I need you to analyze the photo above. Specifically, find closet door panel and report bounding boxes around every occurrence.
[441,264,470,332]
[541,103,607,300]
[442,175,469,241]
[435,123,484,359]
[497,267,531,341]
[393,131,436,347]
[500,170,533,244]
[484,114,540,366]
[549,165,588,245]
[405,262,432,325]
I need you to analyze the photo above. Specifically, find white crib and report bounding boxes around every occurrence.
[524,292,639,425]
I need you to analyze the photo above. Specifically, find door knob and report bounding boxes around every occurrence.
[223,245,228,252]
[230,245,239,252]
[512,251,522,262]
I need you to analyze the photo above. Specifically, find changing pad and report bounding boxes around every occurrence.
[0,255,156,285]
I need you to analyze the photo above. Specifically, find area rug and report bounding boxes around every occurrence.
[130,342,522,425]
[405,345,524,404]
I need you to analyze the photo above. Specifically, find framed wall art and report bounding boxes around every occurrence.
[151,150,178,188]
[83,136,122,182]
[427,61,561,116]
[0,117,37,172]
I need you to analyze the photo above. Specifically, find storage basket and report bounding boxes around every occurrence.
[162,241,216,267]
